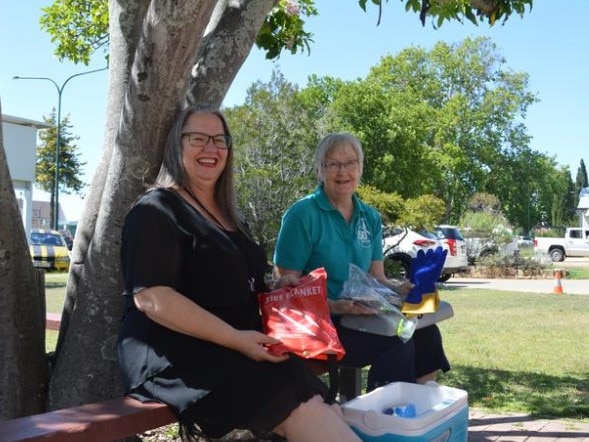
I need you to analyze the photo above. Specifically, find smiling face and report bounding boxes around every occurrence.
[321,142,362,201]
[181,112,229,190]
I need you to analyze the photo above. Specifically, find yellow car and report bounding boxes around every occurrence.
[29,229,71,272]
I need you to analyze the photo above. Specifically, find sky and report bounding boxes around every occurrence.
[1,1,588,222]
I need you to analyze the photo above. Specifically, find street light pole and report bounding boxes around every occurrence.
[13,67,107,230]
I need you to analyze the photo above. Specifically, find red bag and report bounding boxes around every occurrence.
[258,268,345,361]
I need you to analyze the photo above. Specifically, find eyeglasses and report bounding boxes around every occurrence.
[182,132,232,149]
[322,159,360,173]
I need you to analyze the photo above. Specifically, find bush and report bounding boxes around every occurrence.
[477,252,547,278]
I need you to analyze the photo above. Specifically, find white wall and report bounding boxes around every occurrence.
[2,114,51,235]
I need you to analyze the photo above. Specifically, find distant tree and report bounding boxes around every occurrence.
[36,109,86,228]
[460,191,510,238]
[225,68,318,254]
[356,185,406,225]
[577,159,588,187]
[574,159,588,206]
[321,36,538,223]
[466,192,501,213]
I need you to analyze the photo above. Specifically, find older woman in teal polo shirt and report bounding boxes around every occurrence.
[273,132,450,390]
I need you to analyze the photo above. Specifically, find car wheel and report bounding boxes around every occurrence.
[438,272,452,283]
[549,248,565,262]
[384,254,411,279]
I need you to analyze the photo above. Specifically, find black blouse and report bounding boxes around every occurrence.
[116,187,269,393]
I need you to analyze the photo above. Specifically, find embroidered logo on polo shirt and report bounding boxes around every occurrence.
[356,217,372,248]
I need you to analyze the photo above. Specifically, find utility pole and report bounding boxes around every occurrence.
[13,67,107,230]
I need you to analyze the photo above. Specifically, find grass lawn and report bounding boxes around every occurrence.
[437,288,589,420]
[43,272,589,420]
[44,272,67,353]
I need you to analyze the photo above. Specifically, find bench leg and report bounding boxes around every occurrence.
[338,367,362,403]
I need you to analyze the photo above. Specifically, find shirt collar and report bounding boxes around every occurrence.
[313,184,366,214]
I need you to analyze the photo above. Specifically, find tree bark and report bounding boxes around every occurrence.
[48,0,219,409]
[0,99,48,418]
[186,0,277,107]
[49,0,276,411]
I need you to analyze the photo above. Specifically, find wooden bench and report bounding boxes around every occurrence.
[0,397,175,442]
[45,312,61,331]
[0,313,177,442]
[2,305,453,441]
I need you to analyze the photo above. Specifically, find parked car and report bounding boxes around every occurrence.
[517,235,534,248]
[382,226,442,280]
[432,225,469,282]
[533,227,589,262]
[29,228,71,272]
[59,229,74,250]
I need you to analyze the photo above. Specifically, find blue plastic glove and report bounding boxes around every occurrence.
[402,246,448,314]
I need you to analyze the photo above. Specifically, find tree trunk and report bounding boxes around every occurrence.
[49,0,276,411]
[0,99,48,419]
[50,0,152,407]
[48,0,219,410]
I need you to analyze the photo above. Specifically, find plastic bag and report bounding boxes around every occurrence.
[258,268,345,361]
[339,263,404,311]
[339,264,416,342]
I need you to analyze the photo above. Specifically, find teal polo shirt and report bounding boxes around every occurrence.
[274,185,383,299]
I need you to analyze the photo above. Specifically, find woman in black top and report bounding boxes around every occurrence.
[116,106,360,441]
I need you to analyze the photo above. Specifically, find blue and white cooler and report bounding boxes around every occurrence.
[341,382,468,442]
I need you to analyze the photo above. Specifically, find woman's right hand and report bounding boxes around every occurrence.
[228,329,290,363]
[328,299,376,315]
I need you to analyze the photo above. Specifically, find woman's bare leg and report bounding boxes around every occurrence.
[417,370,437,384]
[274,395,361,442]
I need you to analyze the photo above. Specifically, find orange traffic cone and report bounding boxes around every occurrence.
[553,269,564,294]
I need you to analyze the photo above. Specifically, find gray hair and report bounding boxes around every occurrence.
[314,132,364,183]
[156,105,248,236]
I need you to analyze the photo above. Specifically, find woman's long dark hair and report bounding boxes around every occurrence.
[155,105,249,237]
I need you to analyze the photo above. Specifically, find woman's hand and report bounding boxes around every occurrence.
[328,299,377,315]
[227,329,290,363]
[272,273,300,290]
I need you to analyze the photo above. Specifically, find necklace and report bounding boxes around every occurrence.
[183,186,226,230]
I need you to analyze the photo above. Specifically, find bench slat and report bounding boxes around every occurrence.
[0,397,175,442]
[45,313,61,331]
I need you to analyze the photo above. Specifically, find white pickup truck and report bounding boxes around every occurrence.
[533,228,589,262]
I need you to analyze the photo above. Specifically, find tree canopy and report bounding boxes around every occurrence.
[2,0,537,421]
[39,0,534,64]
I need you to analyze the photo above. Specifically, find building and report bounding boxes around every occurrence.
[2,114,52,235]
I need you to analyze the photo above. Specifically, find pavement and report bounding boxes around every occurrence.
[469,409,589,441]
[442,277,589,295]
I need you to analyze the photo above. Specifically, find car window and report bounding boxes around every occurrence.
[434,227,464,241]
[31,232,66,247]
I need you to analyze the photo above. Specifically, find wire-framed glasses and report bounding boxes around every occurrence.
[182,132,232,149]
[322,159,360,173]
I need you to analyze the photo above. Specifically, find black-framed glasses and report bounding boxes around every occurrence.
[182,132,232,149]
[322,159,360,173]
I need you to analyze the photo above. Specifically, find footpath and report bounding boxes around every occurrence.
[469,408,589,441]
[443,277,589,295]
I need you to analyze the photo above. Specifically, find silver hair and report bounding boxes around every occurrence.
[314,132,364,183]
[155,105,249,237]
